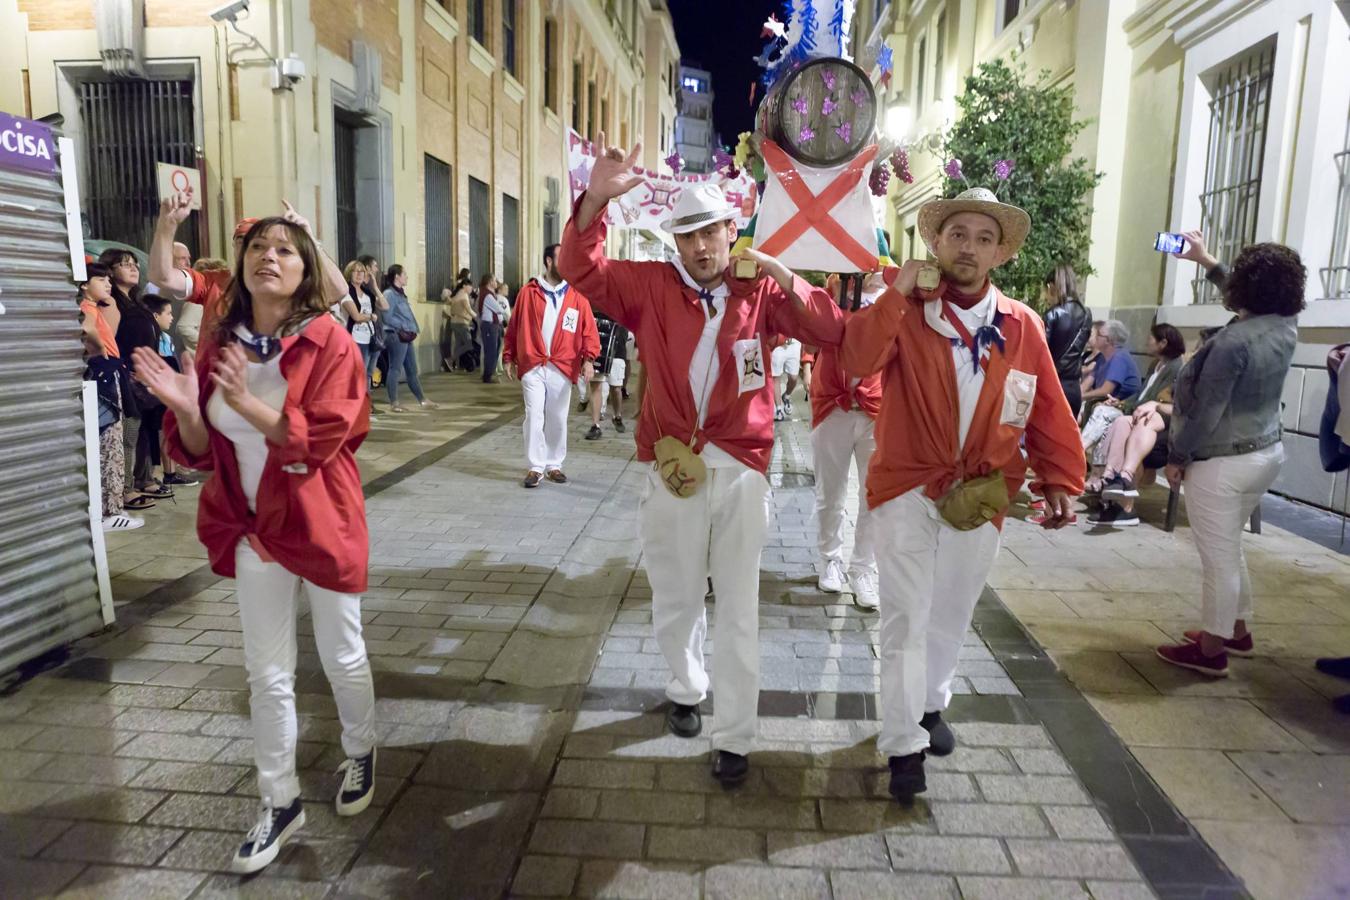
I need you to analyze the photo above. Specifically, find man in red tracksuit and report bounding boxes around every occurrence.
[504,244,600,488]
[559,133,845,787]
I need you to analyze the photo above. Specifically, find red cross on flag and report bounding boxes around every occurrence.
[753,140,879,273]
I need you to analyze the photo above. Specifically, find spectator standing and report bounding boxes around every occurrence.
[478,275,508,384]
[1041,265,1093,417]
[584,311,629,440]
[138,296,197,491]
[441,271,475,372]
[380,265,437,412]
[79,264,142,531]
[100,248,162,511]
[1156,236,1302,676]
[505,246,599,484]
[341,261,381,386]
[131,216,378,874]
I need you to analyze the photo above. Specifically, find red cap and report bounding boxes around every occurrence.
[233,217,260,239]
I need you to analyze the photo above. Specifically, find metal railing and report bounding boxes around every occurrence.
[1320,110,1350,299]
[1194,46,1274,304]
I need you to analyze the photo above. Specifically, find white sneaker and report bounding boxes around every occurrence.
[102,514,144,532]
[818,558,846,593]
[849,569,880,611]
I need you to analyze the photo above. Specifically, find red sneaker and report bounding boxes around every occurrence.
[1029,499,1047,511]
[1183,630,1254,658]
[1157,642,1229,677]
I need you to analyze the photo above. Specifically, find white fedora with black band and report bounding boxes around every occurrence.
[661,184,740,235]
[917,187,1031,268]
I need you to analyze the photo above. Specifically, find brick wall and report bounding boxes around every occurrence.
[19,0,227,31]
[311,0,402,90]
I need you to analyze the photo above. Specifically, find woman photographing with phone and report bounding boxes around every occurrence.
[131,216,378,874]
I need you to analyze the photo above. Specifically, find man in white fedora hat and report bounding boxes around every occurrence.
[559,133,846,787]
[842,187,1084,803]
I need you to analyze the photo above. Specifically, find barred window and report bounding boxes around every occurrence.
[1194,45,1275,304]
[1321,107,1350,299]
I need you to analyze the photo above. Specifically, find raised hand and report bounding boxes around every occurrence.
[131,347,200,417]
[210,343,253,407]
[281,200,315,237]
[587,131,643,203]
[1174,229,1217,269]
[158,192,194,228]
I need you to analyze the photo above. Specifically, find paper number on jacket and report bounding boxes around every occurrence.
[733,337,766,395]
[1001,369,1037,428]
[562,309,579,333]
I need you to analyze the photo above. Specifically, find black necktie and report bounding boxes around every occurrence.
[698,289,716,318]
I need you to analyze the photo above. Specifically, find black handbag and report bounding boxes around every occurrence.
[398,329,417,343]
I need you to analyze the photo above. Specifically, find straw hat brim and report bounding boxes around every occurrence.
[917,197,1031,267]
[660,206,741,234]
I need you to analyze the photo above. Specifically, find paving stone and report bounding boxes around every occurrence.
[19,702,121,728]
[708,794,818,829]
[926,747,1016,774]
[1043,805,1115,840]
[1004,839,1140,879]
[129,761,250,794]
[705,864,830,899]
[0,857,86,899]
[41,821,183,865]
[767,830,889,869]
[110,707,213,734]
[974,774,1091,805]
[930,802,1051,837]
[648,825,763,863]
[56,865,207,899]
[950,723,1051,748]
[554,758,657,790]
[40,783,168,823]
[0,748,54,780]
[101,685,198,708]
[574,860,702,899]
[177,690,249,714]
[885,834,1012,874]
[146,792,256,829]
[829,871,960,900]
[114,732,229,762]
[512,854,580,896]
[956,875,1089,899]
[0,779,64,813]
[0,814,74,856]
[29,755,150,787]
[530,819,646,858]
[817,797,935,833]
[1084,881,1157,900]
[1010,747,1074,776]
[190,874,333,899]
[417,707,568,791]
[487,631,605,686]
[597,789,705,824]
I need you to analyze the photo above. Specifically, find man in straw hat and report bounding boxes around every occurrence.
[559,132,846,787]
[841,187,1084,804]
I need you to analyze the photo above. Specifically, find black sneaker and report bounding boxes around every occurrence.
[162,472,199,487]
[585,425,603,440]
[1315,657,1350,681]
[335,747,376,816]
[138,483,174,499]
[666,703,702,738]
[783,396,793,416]
[888,753,926,804]
[920,711,956,757]
[712,750,749,786]
[231,798,305,874]
[1088,502,1139,528]
[613,417,626,433]
[1102,475,1138,500]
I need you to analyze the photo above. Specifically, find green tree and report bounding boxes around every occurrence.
[940,58,1103,309]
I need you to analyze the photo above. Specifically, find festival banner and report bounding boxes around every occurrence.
[567,130,757,233]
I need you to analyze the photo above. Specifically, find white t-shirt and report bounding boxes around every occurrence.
[480,292,507,325]
[924,288,996,452]
[671,256,738,467]
[351,292,374,345]
[207,353,288,512]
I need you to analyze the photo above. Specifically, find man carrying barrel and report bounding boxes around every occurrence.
[559,133,845,787]
[841,188,1083,804]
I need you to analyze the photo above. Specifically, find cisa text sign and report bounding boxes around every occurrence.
[0,113,56,174]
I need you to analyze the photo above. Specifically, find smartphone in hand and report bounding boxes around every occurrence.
[1154,232,1187,254]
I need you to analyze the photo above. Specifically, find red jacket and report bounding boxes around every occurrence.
[559,193,845,473]
[165,314,371,593]
[810,334,881,429]
[502,279,601,381]
[841,271,1084,523]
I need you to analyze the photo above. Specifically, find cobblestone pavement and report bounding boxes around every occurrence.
[1,373,1341,898]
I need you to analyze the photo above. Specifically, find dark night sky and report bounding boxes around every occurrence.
[667,0,780,149]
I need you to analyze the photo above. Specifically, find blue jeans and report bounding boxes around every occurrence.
[385,335,425,406]
[480,322,501,382]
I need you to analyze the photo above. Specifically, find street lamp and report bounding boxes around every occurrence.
[885,103,913,141]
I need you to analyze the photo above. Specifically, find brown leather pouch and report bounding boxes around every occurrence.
[653,435,707,498]
[935,470,1009,531]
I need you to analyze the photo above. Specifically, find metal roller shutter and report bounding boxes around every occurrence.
[0,138,104,675]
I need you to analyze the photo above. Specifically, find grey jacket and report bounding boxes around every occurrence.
[1168,313,1297,466]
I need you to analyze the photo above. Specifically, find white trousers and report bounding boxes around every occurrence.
[872,489,1001,757]
[639,462,771,755]
[1183,443,1283,638]
[235,541,377,807]
[811,409,877,574]
[522,364,572,473]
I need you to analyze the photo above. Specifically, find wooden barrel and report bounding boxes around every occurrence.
[756,57,877,168]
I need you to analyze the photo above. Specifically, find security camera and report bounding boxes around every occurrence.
[210,0,250,23]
